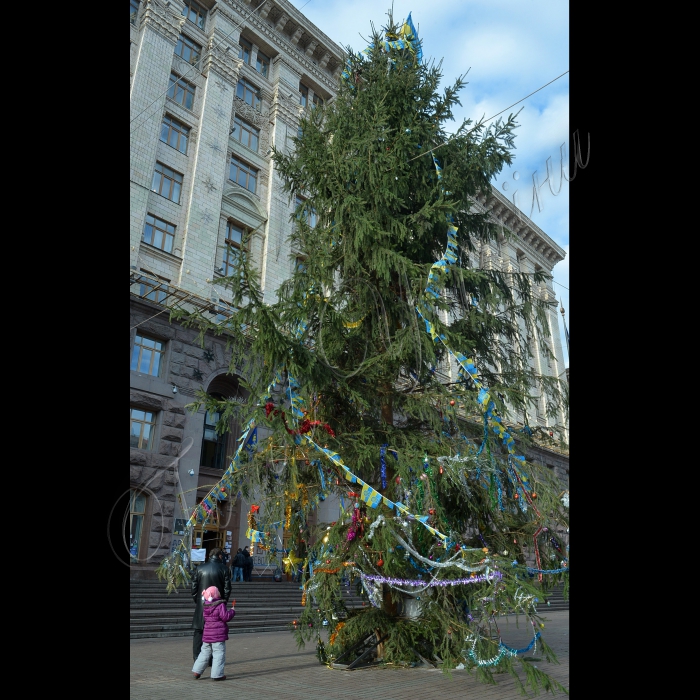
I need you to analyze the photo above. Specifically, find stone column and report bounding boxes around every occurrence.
[130,0,185,268]
[178,36,242,293]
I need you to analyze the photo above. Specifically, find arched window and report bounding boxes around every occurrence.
[199,376,249,471]
[200,393,228,471]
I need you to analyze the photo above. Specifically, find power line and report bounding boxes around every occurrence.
[407,70,569,163]
[130,0,268,136]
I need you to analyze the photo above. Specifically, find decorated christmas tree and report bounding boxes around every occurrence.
[157,11,569,695]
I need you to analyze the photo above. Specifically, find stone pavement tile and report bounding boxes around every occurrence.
[131,610,568,699]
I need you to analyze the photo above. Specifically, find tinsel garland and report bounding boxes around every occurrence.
[360,571,502,587]
[380,444,388,489]
[393,531,490,574]
[463,630,541,666]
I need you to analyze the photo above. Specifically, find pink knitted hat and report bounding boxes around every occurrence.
[202,586,221,602]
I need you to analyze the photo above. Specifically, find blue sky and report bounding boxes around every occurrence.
[289,0,571,366]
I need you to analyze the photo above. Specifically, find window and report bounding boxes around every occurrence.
[236,77,260,109]
[222,221,244,275]
[229,156,257,193]
[175,34,201,66]
[181,0,206,30]
[299,82,308,107]
[130,0,139,25]
[131,408,156,450]
[295,256,307,273]
[256,50,270,78]
[142,214,175,254]
[151,162,183,203]
[312,93,324,108]
[232,115,259,152]
[160,115,190,154]
[139,272,170,303]
[201,403,226,470]
[296,195,317,228]
[238,37,252,64]
[131,334,165,376]
[167,73,195,110]
[127,489,146,562]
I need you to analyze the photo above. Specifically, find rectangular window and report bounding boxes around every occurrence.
[130,0,139,25]
[128,489,146,562]
[295,256,307,273]
[167,73,196,110]
[160,114,190,154]
[312,93,324,108]
[222,221,245,275]
[181,0,206,30]
[229,156,257,193]
[299,83,308,107]
[151,162,183,203]
[238,37,252,64]
[295,195,317,228]
[142,213,176,254]
[256,50,270,78]
[175,33,201,66]
[131,334,165,376]
[139,271,170,303]
[236,77,260,109]
[130,408,156,450]
[232,115,259,152]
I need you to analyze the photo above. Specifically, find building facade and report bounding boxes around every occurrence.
[129,0,568,578]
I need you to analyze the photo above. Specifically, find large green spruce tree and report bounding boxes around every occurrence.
[158,11,569,695]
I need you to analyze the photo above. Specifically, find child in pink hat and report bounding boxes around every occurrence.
[192,586,236,680]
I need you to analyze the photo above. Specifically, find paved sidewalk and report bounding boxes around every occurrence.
[131,610,568,699]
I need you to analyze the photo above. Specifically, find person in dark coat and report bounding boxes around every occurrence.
[232,548,245,582]
[191,547,231,662]
[242,546,254,582]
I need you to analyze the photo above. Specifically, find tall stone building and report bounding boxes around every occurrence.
[129,0,568,578]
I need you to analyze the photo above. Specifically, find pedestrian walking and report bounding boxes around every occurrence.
[192,586,236,681]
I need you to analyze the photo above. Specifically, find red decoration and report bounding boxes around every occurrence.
[377,558,384,567]
[251,505,260,513]
[449,400,455,406]
[264,401,336,437]
[428,508,435,515]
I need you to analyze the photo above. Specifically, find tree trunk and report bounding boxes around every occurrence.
[377,392,397,659]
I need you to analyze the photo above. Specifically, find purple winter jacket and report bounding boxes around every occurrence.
[201,599,236,643]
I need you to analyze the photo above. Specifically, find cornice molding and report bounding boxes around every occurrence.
[222,0,343,93]
[139,0,185,44]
